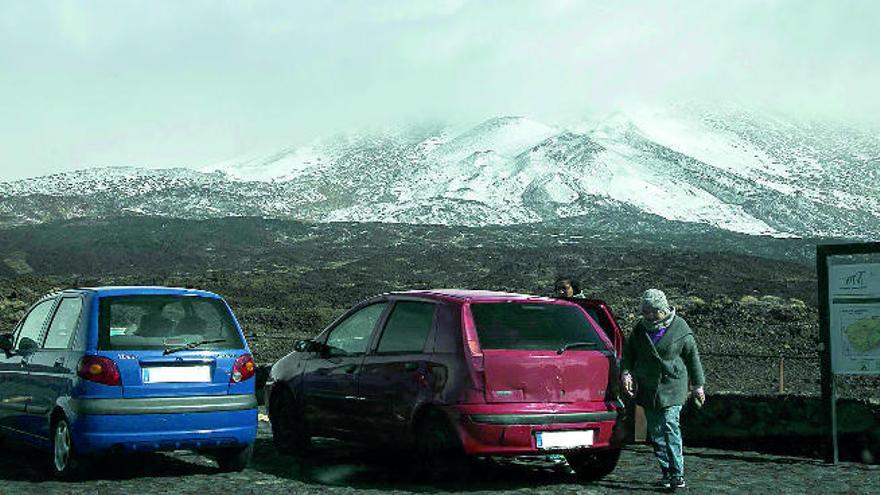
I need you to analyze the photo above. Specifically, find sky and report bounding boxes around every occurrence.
[1,0,879,181]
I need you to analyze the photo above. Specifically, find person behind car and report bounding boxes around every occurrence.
[553,276,587,299]
[546,275,591,470]
[620,289,705,491]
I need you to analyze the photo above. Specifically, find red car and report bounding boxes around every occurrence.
[265,290,625,480]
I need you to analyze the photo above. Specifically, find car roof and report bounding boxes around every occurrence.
[68,286,223,299]
[392,289,562,304]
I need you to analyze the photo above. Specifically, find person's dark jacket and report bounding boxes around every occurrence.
[621,314,705,409]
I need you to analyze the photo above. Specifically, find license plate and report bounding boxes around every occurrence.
[535,430,594,450]
[142,366,211,383]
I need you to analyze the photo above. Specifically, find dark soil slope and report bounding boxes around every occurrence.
[0,217,872,398]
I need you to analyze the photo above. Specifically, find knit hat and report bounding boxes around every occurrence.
[640,289,670,313]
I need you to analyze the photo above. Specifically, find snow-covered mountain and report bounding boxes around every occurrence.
[2,105,879,239]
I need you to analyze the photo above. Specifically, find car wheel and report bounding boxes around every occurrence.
[413,410,471,482]
[269,386,311,455]
[214,443,254,472]
[51,417,86,479]
[565,448,621,482]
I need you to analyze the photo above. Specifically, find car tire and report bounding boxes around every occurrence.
[413,410,471,482]
[51,417,87,480]
[269,386,311,455]
[565,448,621,482]
[215,443,254,472]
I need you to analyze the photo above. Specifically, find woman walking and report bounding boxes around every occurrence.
[621,289,706,491]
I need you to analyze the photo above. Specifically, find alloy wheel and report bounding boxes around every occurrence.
[54,420,71,473]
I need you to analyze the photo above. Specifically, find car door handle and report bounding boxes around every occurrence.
[344,364,357,374]
[404,362,419,371]
[53,358,65,368]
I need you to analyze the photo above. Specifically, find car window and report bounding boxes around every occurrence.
[15,299,55,352]
[470,302,604,351]
[326,303,387,356]
[43,297,83,349]
[583,307,615,341]
[583,307,604,330]
[377,301,435,354]
[97,295,244,350]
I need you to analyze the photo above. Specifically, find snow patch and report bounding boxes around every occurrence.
[629,109,790,178]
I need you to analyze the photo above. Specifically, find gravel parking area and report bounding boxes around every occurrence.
[1,412,877,494]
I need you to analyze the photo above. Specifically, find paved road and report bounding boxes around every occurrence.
[1,417,877,494]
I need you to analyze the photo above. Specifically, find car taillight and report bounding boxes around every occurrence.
[231,353,256,383]
[467,339,485,372]
[462,305,486,392]
[605,354,622,402]
[77,356,121,386]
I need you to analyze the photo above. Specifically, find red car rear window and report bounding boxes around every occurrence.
[470,302,604,351]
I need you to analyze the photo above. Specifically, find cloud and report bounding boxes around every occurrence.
[0,0,878,180]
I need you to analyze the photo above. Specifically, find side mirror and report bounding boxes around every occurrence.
[17,336,39,353]
[0,333,13,354]
[293,339,322,354]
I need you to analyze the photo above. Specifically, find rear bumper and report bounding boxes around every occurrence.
[449,403,624,456]
[70,394,257,415]
[467,411,619,425]
[69,395,257,454]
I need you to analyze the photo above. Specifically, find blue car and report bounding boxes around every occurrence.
[0,286,258,477]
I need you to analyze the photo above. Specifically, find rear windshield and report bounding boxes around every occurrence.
[470,302,604,351]
[98,295,244,351]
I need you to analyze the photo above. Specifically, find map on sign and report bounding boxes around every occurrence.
[828,262,880,375]
[844,316,880,353]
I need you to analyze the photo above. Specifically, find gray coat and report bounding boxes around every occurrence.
[621,315,705,409]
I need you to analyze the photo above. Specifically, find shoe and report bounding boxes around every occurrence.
[672,476,686,490]
[658,473,672,489]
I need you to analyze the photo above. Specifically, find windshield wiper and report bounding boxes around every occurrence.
[557,341,598,354]
[163,338,228,355]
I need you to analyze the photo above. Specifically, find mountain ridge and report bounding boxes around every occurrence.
[2,106,878,240]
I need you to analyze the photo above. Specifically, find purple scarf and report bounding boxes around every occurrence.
[648,326,669,346]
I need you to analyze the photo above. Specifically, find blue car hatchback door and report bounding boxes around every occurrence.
[0,286,258,478]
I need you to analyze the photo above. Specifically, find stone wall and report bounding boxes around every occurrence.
[681,392,880,464]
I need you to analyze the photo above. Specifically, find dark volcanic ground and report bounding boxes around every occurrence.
[0,217,875,398]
